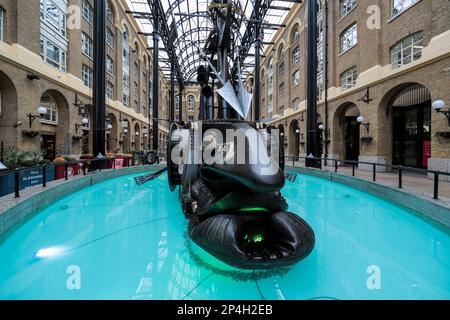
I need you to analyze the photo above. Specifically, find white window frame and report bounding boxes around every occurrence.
[392,0,419,17]
[340,67,358,90]
[40,93,58,125]
[82,0,93,25]
[292,70,300,87]
[106,56,114,75]
[391,32,423,69]
[188,95,195,112]
[40,35,67,72]
[292,47,300,64]
[0,9,4,41]
[293,98,300,111]
[82,32,93,59]
[279,82,285,97]
[340,23,357,53]
[82,64,93,88]
[340,0,358,18]
[106,81,114,100]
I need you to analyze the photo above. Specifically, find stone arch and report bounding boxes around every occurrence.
[39,89,70,158]
[0,70,18,148]
[288,119,301,157]
[106,112,119,153]
[121,118,131,153]
[379,82,432,168]
[332,102,361,161]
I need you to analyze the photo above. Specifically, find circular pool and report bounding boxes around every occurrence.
[0,171,448,299]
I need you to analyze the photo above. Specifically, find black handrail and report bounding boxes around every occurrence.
[0,156,140,198]
[285,155,449,201]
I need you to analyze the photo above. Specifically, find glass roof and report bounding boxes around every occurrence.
[126,0,296,82]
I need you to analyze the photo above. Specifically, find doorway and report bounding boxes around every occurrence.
[393,103,431,168]
[41,134,56,161]
[344,117,360,161]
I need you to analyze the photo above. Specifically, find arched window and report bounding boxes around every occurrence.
[188,95,195,111]
[279,82,285,97]
[122,27,130,106]
[292,26,300,44]
[40,92,58,124]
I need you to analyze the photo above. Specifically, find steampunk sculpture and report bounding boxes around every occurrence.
[165,0,315,269]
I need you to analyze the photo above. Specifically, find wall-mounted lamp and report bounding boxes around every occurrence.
[432,100,450,126]
[27,106,47,128]
[135,131,140,136]
[357,116,370,132]
[295,128,300,134]
[75,118,89,133]
[107,124,113,130]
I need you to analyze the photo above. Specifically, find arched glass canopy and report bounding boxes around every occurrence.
[126,0,297,83]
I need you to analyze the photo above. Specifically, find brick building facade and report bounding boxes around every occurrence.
[0,0,178,159]
[252,0,450,176]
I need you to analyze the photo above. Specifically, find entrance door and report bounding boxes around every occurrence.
[344,117,360,161]
[41,135,56,161]
[393,103,431,168]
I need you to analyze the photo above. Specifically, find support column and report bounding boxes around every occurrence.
[170,62,175,121]
[254,3,261,121]
[306,0,320,168]
[93,0,106,157]
[152,15,159,153]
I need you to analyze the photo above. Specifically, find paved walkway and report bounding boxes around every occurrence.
[290,161,450,208]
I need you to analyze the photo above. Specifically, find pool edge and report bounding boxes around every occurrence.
[286,166,450,231]
[0,165,165,240]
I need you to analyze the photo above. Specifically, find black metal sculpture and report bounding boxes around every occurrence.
[165,0,315,269]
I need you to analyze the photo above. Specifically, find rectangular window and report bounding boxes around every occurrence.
[106,81,114,100]
[82,32,93,59]
[279,82,285,97]
[279,106,285,117]
[340,67,358,90]
[292,47,300,64]
[340,0,358,18]
[82,0,93,25]
[340,23,357,53]
[392,0,419,17]
[0,9,4,41]
[293,98,300,111]
[292,70,300,87]
[107,28,115,48]
[391,32,423,69]
[40,36,67,71]
[82,64,93,88]
[106,56,114,75]
[40,0,67,38]
[279,61,285,77]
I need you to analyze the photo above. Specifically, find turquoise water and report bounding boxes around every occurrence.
[0,171,449,300]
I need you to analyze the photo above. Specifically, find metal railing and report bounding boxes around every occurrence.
[285,156,450,201]
[0,156,141,199]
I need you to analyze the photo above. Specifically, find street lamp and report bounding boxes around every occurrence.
[357,116,370,132]
[27,106,47,128]
[318,124,325,131]
[432,100,450,125]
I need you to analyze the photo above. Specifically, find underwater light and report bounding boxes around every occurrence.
[34,247,64,258]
